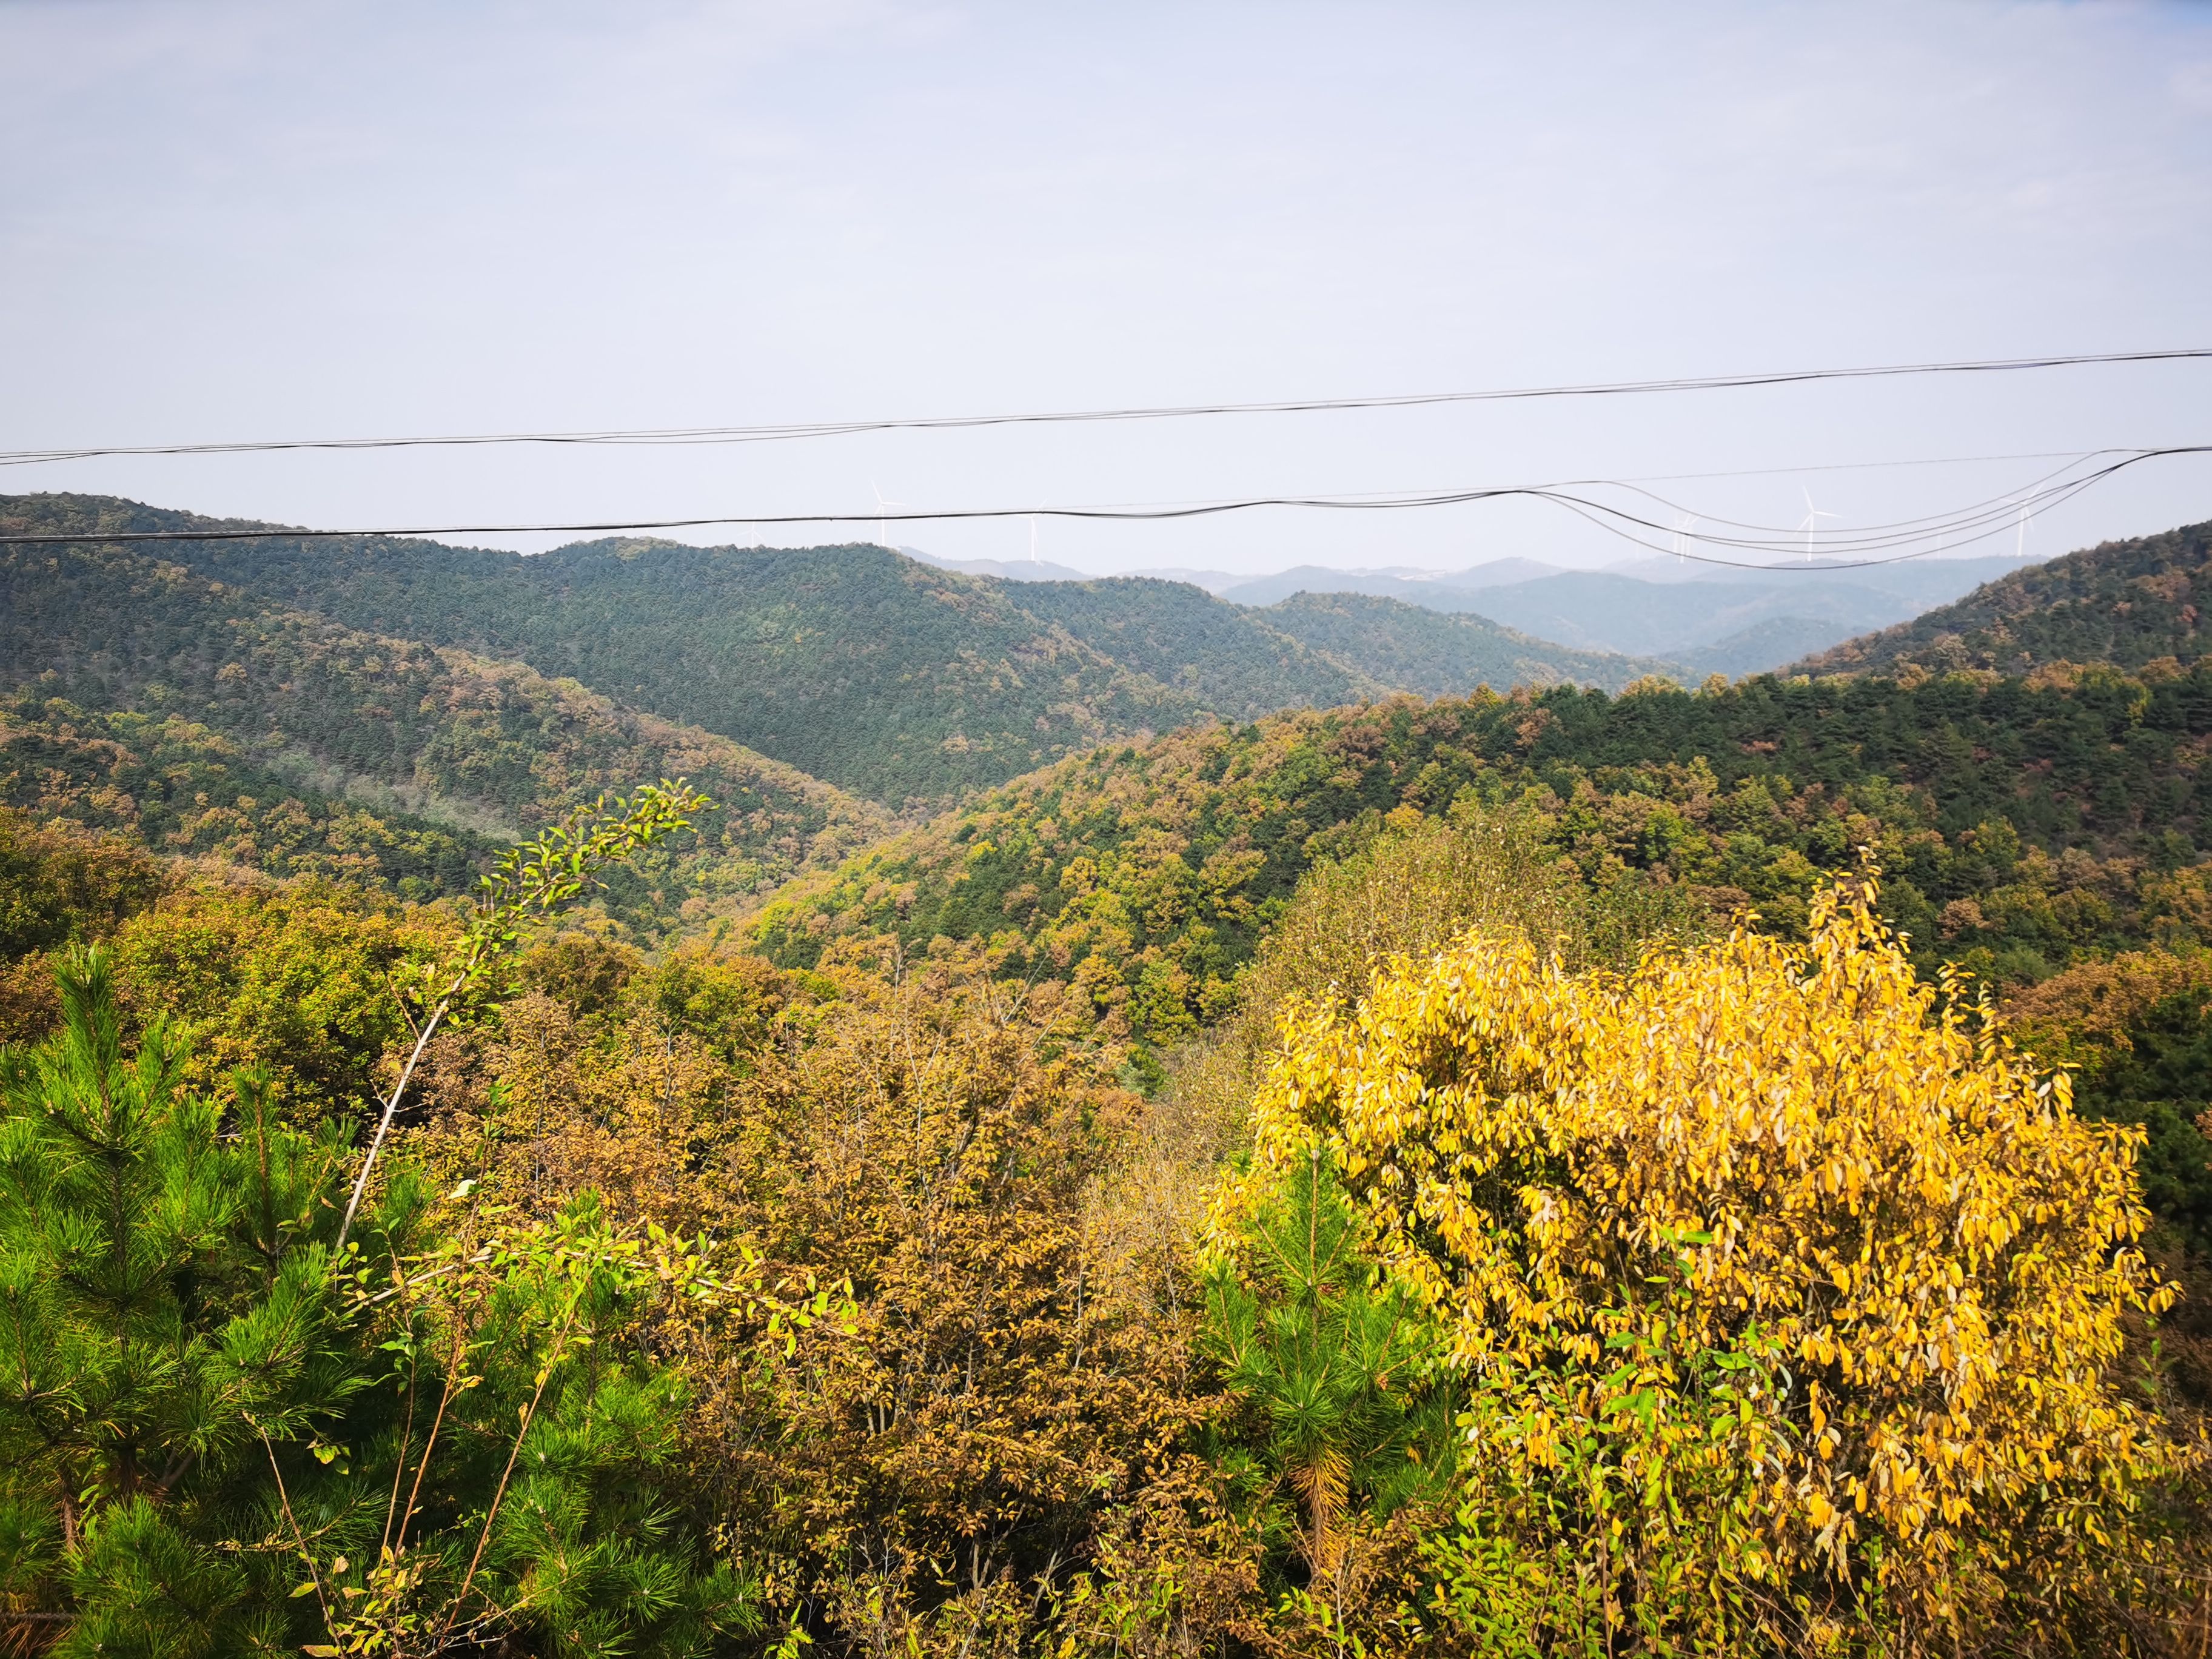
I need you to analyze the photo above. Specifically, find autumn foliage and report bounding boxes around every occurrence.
[7,767,2207,1655]
[1244,873,2187,1650]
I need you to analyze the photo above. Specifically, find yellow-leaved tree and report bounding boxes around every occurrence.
[1239,871,2186,1654]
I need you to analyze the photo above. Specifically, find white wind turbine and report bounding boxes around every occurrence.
[1797,489,1838,563]
[871,480,908,552]
[2014,495,2036,559]
[1672,514,1697,565]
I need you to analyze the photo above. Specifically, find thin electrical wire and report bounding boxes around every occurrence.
[1585,450,2119,540]
[2,350,2206,467]
[954,447,2120,522]
[1610,446,2114,487]
[996,448,2119,542]
[4,444,2204,572]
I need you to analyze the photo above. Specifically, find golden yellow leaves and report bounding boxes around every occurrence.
[1244,873,2182,1637]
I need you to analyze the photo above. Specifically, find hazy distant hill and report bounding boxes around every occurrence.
[1222,553,2033,671]
[1219,557,1560,608]
[2,494,1663,809]
[903,548,1093,582]
[1792,520,2212,677]
[1600,554,2033,604]
[1672,615,1869,680]
[1465,571,1894,661]
[1255,591,1675,694]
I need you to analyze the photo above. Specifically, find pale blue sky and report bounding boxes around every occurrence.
[4,1,2210,573]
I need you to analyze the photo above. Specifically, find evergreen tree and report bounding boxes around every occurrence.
[1202,1149,1454,1582]
[0,951,748,1657]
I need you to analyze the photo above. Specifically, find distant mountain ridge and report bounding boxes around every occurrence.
[1251,591,1676,695]
[1219,552,2034,666]
[1,494,1671,809]
[902,548,1094,582]
[1218,557,1561,607]
[1792,520,2212,677]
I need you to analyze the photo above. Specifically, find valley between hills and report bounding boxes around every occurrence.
[9,489,2212,1655]
[11,486,2212,1093]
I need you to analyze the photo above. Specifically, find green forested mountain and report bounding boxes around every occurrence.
[0,494,1664,808]
[971,573,1376,712]
[12,499,2212,1657]
[1250,589,1674,694]
[751,663,2212,1037]
[0,531,889,925]
[1795,518,2212,675]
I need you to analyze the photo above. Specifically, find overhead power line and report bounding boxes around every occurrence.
[3,444,2204,572]
[2,347,2207,468]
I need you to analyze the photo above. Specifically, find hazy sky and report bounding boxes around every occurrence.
[4,0,2210,574]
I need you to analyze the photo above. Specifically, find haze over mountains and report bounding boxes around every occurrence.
[1213,552,2037,674]
[900,538,2040,679]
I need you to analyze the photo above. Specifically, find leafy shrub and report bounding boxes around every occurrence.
[1245,873,2188,1651]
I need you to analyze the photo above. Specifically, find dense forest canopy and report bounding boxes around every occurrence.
[0,520,891,922]
[1795,518,2212,677]
[3,494,1727,809]
[8,495,2212,1654]
[754,664,2212,1004]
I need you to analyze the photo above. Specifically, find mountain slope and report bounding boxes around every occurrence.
[3,494,1666,806]
[978,575,1374,712]
[1794,520,2212,677]
[0,528,890,924]
[1255,591,1674,693]
[1,497,1221,808]
[1674,616,1872,679]
[749,664,2212,1039]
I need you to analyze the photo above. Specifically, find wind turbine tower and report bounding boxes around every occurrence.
[871,481,909,553]
[1673,514,1697,565]
[1798,489,1838,563]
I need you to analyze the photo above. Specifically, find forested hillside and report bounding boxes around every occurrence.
[7,757,2208,1657]
[0,532,889,925]
[752,666,2212,1035]
[1250,589,1674,694]
[1,494,1671,807]
[12,503,2212,1656]
[1797,517,2212,675]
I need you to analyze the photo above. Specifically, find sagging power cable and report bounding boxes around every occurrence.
[2,348,2207,468]
[3,444,2205,572]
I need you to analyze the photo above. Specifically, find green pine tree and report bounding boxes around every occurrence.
[1201,1148,1455,1584]
[0,950,749,1657]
